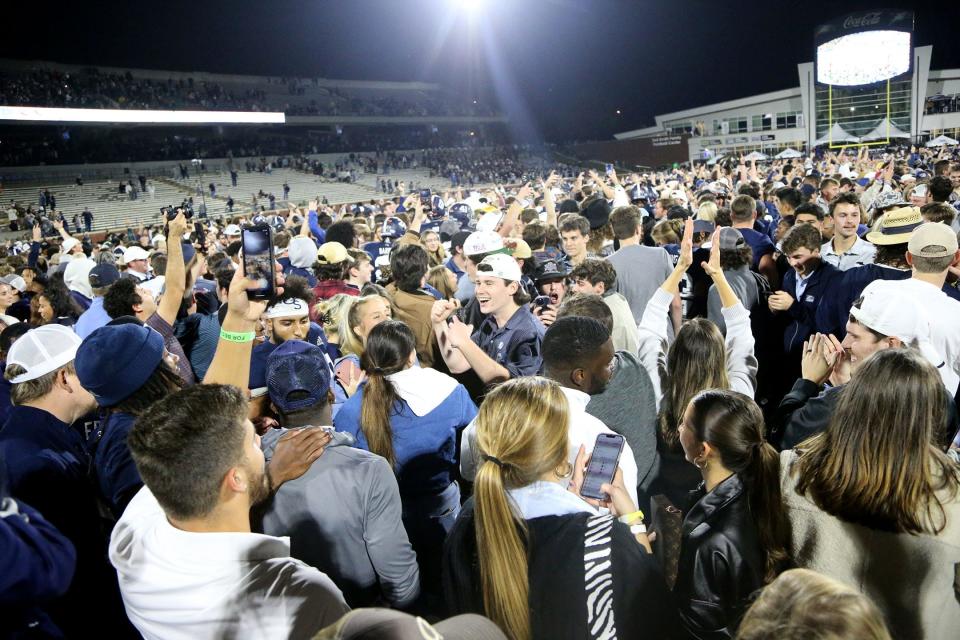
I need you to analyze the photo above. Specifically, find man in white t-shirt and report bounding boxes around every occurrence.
[109,384,349,640]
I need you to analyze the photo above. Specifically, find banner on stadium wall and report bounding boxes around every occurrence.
[562,134,691,168]
[651,135,683,147]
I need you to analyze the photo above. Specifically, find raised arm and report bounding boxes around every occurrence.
[155,212,190,326]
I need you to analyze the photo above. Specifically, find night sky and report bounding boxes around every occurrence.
[2,0,958,142]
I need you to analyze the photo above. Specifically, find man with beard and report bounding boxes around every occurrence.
[109,384,349,639]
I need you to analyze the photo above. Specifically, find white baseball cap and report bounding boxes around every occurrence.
[6,325,83,383]
[224,224,242,236]
[852,280,958,391]
[122,246,150,264]
[478,253,522,283]
[463,231,503,257]
[476,211,504,233]
[61,237,80,253]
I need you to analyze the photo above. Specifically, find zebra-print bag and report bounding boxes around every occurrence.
[584,514,618,640]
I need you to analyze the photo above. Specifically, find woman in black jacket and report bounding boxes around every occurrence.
[443,376,678,640]
[674,389,789,639]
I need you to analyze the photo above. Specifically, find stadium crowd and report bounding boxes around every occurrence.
[1,140,960,640]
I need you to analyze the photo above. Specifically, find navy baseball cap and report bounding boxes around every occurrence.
[88,263,121,288]
[267,340,331,414]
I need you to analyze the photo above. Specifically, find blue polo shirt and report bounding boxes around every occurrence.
[472,305,545,378]
[88,411,142,517]
[74,297,111,339]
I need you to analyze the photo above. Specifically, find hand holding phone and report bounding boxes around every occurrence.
[241,223,276,300]
[579,433,625,500]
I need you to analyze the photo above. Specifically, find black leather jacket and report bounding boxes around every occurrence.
[673,474,765,640]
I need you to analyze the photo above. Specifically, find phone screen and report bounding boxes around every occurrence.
[605,163,614,173]
[241,224,275,300]
[580,434,625,500]
[419,189,431,204]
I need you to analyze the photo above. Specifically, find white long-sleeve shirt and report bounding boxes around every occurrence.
[637,287,757,412]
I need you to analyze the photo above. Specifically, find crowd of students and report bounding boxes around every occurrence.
[1,142,960,639]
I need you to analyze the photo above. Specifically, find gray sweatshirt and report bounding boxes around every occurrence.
[258,428,420,609]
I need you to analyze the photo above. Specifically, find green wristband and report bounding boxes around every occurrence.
[219,329,255,343]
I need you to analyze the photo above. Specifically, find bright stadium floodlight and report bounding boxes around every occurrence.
[816,30,911,86]
[0,106,286,124]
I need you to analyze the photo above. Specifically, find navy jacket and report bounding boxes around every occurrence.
[781,262,839,354]
[0,406,129,636]
[815,264,910,338]
[0,497,76,637]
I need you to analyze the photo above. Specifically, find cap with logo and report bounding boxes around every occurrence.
[908,221,959,258]
[534,258,571,283]
[6,325,83,384]
[463,231,504,257]
[478,253,522,283]
[506,238,532,260]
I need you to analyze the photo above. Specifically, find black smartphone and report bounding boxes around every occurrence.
[533,295,552,310]
[419,189,431,205]
[580,433,625,500]
[241,223,275,300]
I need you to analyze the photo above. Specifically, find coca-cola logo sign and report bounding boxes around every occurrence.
[843,12,882,29]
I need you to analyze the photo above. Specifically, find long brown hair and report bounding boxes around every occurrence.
[659,318,730,450]
[358,320,416,467]
[794,349,960,534]
[686,390,789,581]
[473,377,569,640]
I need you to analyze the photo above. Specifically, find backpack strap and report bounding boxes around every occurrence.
[584,513,618,640]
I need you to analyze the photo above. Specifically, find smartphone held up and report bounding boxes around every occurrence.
[241,223,276,300]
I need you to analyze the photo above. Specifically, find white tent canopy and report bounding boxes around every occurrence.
[744,151,768,161]
[926,134,959,147]
[706,155,725,165]
[860,118,911,141]
[814,123,859,146]
[775,148,803,159]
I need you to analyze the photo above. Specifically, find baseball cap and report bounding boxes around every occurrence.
[718,227,745,250]
[1,274,26,292]
[61,237,80,253]
[850,280,957,391]
[866,206,923,245]
[122,246,150,264]
[478,253,521,282]
[315,609,507,640]
[317,241,354,265]
[266,340,331,414]
[224,224,242,236]
[6,325,83,384]
[534,258,571,283]
[870,190,907,212]
[449,231,471,252]
[88,263,121,288]
[506,238,532,259]
[75,324,165,406]
[908,222,959,258]
[463,231,504,257]
[476,210,504,233]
